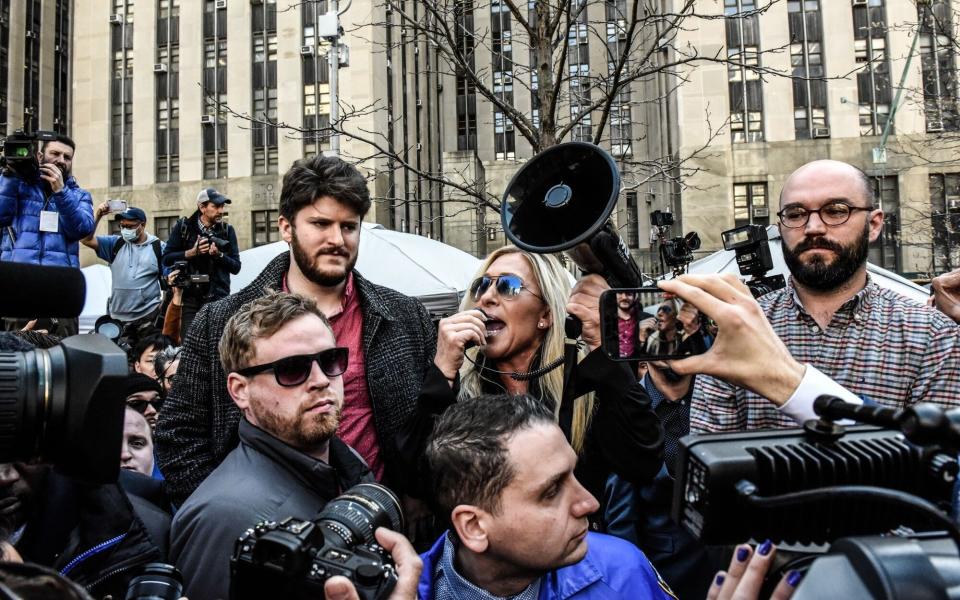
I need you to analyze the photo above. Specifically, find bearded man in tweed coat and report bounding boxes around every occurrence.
[154,155,436,505]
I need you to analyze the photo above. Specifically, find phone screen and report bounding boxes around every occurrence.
[599,287,712,362]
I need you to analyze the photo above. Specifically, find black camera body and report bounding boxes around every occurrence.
[170,260,210,289]
[720,224,785,298]
[201,231,231,253]
[1,129,58,181]
[231,483,404,600]
[661,231,701,268]
[650,209,675,228]
[232,517,397,600]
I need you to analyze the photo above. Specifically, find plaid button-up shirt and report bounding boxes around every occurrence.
[691,277,960,433]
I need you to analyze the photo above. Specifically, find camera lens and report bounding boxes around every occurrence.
[0,347,63,464]
[125,563,184,600]
[315,482,404,549]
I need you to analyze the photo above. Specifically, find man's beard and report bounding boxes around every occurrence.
[250,398,342,451]
[290,225,358,287]
[781,221,870,291]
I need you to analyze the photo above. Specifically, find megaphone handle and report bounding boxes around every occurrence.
[565,314,582,339]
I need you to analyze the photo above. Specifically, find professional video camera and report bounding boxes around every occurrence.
[169,260,210,289]
[0,262,129,483]
[720,224,785,298]
[231,483,404,600]
[648,209,701,275]
[0,129,58,181]
[674,396,960,598]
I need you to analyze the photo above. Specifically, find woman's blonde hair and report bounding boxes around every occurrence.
[457,246,596,453]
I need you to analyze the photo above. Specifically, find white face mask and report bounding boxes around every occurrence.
[120,227,140,242]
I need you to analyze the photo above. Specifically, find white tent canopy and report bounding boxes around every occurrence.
[676,226,929,304]
[80,223,481,332]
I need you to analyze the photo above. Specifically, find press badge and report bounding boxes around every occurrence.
[39,211,59,233]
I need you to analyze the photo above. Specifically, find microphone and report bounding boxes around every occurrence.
[0,261,86,318]
[463,308,489,351]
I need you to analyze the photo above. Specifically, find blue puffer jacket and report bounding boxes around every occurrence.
[0,173,94,267]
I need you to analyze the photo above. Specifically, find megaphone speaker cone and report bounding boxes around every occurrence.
[501,142,620,254]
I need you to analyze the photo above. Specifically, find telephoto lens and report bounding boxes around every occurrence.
[125,563,183,600]
[315,482,405,549]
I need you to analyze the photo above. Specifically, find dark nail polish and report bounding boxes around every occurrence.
[736,546,750,562]
[787,570,803,587]
[758,539,773,556]
[715,574,725,586]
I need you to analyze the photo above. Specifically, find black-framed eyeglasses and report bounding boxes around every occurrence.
[469,273,544,302]
[777,201,875,228]
[234,347,349,387]
[127,397,163,414]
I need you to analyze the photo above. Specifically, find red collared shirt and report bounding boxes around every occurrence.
[284,272,383,479]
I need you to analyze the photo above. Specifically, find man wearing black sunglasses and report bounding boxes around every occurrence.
[171,292,375,600]
[155,155,436,507]
[124,373,164,430]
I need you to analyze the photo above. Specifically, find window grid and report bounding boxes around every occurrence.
[203,0,227,179]
[725,0,764,143]
[111,0,135,187]
[919,1,959,132]
[23,0,40,132]
[929,174,960,273]
[302,0,330,157]
[568,5,591,143]
[788,0,828,139]
[53,0,70,134]
[606,0,631,156]
[252,209,280,247]
[853,0,892,136]
[491,0,514,159]
[733,182,769,228]
[0,0,10,136]
[868,176,899,272]
[154,216,178,242]
[156,0,180,182]
[455,0,477,150]
[252,0,278,174]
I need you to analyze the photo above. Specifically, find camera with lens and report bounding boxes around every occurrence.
[650,209,675,228]
[231,483,404,600]
[721,224,785,298]
[0,129,58,181]
[661,231,702,269]
[170,260,210,289]
[201,231,231,253]
[125,563,183,600]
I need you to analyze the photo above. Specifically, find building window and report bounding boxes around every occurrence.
[252,209,280,246]
[203,0,227,179]
[868,176,899,272]
[853,0,891,136]
[23,0,41,132]
[107,219,122,236]
[252,0,278,174]
[568,7,591,142]
[156,0,180,183]
[625,191,639,249]
[53,0,71,134]
[302,0,330,157]
[0,0,9,135]
[491,0,514,158]
[154,215,178,242]
[456,0,477,150]
[929,174,960,273]
[919,1,959,133]
[725,0,764,143]
[606,0,631,156]
[788,0,828,139]
[111,0,135,187]
[733,183,769,228]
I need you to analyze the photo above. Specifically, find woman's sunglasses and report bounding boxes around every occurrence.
[469,273,543,302]
[234,347,349,387]
[127,398,163,413]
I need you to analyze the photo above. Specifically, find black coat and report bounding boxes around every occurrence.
[154,253,437,505]
[395,349,665,514]
[16,470,171,600]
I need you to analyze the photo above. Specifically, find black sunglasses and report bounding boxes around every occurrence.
[234,347,349,387]
[127,397,163,413]
[469,273,543,302]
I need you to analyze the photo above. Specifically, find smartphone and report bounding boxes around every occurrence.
[599,287,711,362]
[108,199,127,213]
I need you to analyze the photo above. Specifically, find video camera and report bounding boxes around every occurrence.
[231,483,404,600]
[674,396,960,598]
[649,209,701,275]
[720,224,785,298]
[0,129,58,181]
[169,260,210,289]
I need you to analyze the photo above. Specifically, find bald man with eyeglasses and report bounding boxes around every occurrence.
[691,159,960,433]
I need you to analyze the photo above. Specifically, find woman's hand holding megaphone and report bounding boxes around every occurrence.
[433,309,488,383]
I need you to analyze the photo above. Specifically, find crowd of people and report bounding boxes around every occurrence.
[0,135,959,600]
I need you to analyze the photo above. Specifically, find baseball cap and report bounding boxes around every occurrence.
[116,207,147,223]
[197,188,231,206]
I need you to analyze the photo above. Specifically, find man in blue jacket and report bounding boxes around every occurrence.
[0,134,93,268]
[418,394,676,600]
[0,134,93,336]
